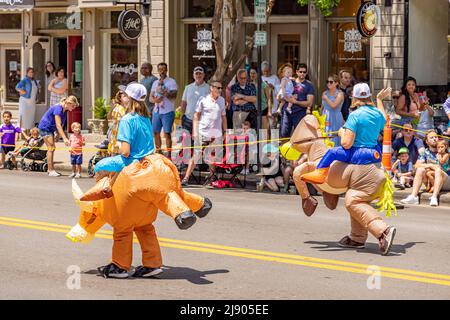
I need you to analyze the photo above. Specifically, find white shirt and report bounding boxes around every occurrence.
[195,95,226,139]
[151,76,178,114]
[182,81,210,120]
[262,74,281,113]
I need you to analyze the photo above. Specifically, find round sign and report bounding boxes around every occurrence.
[118,9,143,40]
[356,1,381,38]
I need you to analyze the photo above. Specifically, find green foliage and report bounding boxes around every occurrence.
[93,97,111,120]
[297,0,341,17]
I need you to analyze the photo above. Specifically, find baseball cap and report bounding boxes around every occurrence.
[124,83,147,102]
[352,83,372,99]
[193,66,204,73]
[398,147,409,155]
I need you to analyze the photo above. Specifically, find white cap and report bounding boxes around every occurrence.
[352,83,371,99]
[124,83,147,101]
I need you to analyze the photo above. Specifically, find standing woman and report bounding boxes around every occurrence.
[321,74,344,146]
[38,95,79,177]
[48,67,68,107]
[15,67,38,134]
[45,61,56,107]
[396,76,422,127]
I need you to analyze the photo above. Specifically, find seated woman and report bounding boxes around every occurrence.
[301,84,389,184]
[81,83,154,201]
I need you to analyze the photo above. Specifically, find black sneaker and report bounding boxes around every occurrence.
[132,266,163,278]
[97,263,129,279]
[338,235,365,249]
[181,178,189,187]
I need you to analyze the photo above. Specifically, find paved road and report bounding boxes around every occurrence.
[1,170,450,299]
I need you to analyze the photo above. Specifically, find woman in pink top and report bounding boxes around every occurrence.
[396,76,427,127]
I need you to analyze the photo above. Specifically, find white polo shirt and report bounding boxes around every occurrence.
[182,81,210,120]
[195,94,226,139]
[151,76,178,114]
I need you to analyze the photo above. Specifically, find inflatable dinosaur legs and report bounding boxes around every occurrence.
[67,153,212,271]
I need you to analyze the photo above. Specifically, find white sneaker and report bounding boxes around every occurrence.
[430,197,438,207]
[69,173,76,178]
[75,173,81,179]
[48,171,61,177]
[400,194,419,205]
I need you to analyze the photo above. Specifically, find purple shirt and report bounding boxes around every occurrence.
[38,104,67,133]
[0,124,21,147]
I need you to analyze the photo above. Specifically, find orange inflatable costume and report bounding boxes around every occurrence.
[67,154,212,277]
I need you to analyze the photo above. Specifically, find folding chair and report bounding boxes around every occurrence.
[204,134,248,188]
[172,130,202,184]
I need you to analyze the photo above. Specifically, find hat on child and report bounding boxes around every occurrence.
[398,147,409,155]
[124,83,147,102]
[352,83,372,99]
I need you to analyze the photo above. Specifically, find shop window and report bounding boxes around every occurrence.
[110,11,121,28]
[109,34,138,98]
[0,14,21,29]
[186,0,215,17]
[188,24,217,81]
[5,49,21,103]
[244,0,308,15]
[47,12,83,30]
[329,22,370,83]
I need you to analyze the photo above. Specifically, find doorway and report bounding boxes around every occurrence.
[270,24,307,73]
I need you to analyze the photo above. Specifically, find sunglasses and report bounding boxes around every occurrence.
[393,96,399,99]
[213,85,223,90]
[297,70,307,74]
[326,80,335,84]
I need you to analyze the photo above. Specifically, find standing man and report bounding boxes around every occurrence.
[180,66,210,134]
[181,80,227,186]
[230,69,257,129]
[150,62,178,153]
[140,62,158,115]
[339,70,352,121]
[261,61,281,120]
[280,63,314,138]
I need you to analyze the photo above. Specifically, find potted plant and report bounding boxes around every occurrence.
[87,97,111,135]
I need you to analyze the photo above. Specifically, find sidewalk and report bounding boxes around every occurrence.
[50,135,450,208]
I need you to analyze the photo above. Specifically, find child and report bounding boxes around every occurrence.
[276,66,296,114]
[108,90,127,155]
[301,84,388,184]
[69,122,86,178]
[392,147,414,190]
[0,111,22,169]
[12,127,42,157]
[257,144,285,192]
[425,140,449,193]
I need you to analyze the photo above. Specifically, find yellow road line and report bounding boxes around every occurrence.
[1,216,450,287]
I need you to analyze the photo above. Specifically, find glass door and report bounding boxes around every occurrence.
[2,47,21,104]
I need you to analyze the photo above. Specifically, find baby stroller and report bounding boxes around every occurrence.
[87,139,110,177]
[15,138,48,172]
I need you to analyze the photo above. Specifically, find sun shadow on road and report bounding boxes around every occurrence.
[304,240,425,256]
[82,266,230,284]
[159,265,230,285]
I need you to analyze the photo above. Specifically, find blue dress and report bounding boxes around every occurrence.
[322,90,344,147]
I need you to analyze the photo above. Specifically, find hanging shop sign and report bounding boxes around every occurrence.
[193,29,215,60]
[118,9,143,40]
[356,1,381,38]
[0,0,34,10]
[344,28,362,54]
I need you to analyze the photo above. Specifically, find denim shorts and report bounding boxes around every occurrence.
[39,129,54,138]
[70,154,83,165]
[152,111,175,134]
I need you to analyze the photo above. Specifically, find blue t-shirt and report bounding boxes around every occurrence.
[38,104,66,133]
[117,113,155,160]
[398,161,413,174]
[293,80,315,102]
[392,136,424,164]
[343,105,386,148]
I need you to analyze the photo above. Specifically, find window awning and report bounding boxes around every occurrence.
[0,0,34,11]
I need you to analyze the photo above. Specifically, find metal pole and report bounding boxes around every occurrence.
[256,23,262,173]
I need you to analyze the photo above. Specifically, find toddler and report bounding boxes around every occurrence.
[69,122,86,178]
[277,66,296,114]
[426,140,449,193]
[392,147,413,190]
[0,111,22,169]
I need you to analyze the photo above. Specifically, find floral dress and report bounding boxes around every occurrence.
[107,104,126,155]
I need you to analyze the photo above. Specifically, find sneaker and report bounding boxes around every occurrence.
[400,194,419,205]
[181,178,189,187]
[75,173,81,179]
[338,235,365,249]
[69,173,76,178]
[48,170,61,177]
[132,266,163,278]
[97,263,129,279]
[379,226,396,255]
[430,196,438,207]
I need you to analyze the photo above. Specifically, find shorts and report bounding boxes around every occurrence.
[152,111,175,134]
[70,154,83,165]
[2,146,15,154]
[39,129,54,138]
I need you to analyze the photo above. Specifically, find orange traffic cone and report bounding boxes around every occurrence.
[382,117,392,172]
